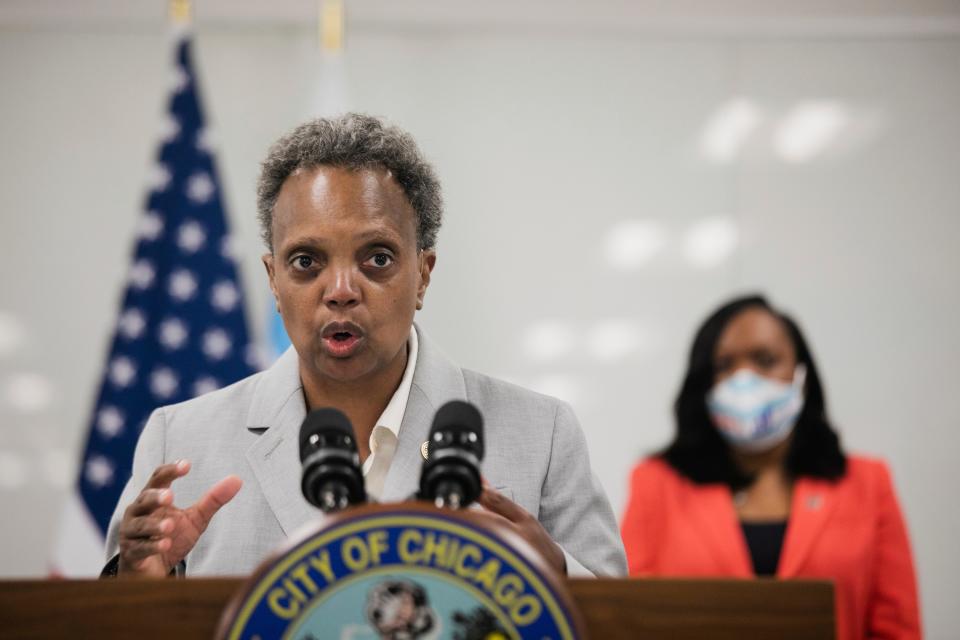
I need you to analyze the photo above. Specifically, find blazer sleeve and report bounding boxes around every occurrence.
[538,401,627,577]
[867,461,922,639]
[620,460,660,576]
[103,407,168,563]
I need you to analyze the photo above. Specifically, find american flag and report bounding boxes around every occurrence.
[51,31,255,575]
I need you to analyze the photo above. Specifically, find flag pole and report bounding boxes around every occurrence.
[319,0,345,54]
[169,0,192,27]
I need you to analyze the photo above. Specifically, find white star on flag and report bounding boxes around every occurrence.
[195,128,215,153]
[158,317,189,350]
[128,259,156,290]
[211,280,239,312]
[170,66,190,92]
[117,308,146,340]
[220,235,238,261]
[202,328,232,361]
[187,171,215,203]
[108,357,137,388]
[150,367,179,399]
[192,376,220,396]
[148,163,172,191]
[96,406,125,439]
[138,211,165,242]
[168,269,198,301]
[159,113,180,142]
[85,455,115,488]
[177,220,207,253]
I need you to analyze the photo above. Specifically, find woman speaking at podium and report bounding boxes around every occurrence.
[620,295,921,640]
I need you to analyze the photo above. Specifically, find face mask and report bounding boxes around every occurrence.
[706,365,807,452]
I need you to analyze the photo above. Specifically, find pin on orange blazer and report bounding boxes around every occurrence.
[620,455,921,640]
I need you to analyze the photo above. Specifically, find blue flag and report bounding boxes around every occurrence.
[53,33,254,575]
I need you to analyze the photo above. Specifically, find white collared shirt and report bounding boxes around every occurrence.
[362,326,418,501]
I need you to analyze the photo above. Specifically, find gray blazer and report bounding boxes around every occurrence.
[105,326,626,577]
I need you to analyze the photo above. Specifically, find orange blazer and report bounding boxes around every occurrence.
[621,455,921,640]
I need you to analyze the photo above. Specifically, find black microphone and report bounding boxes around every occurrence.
[419,400,485,509]
[299,408,367,513]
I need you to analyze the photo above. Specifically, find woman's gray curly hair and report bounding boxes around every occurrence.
[256,113,443,252]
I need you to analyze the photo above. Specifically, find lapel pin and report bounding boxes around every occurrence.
[806,494,823,510]
[420,441,430,460]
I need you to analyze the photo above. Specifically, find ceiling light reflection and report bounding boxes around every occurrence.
[604,220,667,270]
[682,217,739,269]
[700,97,763,164]
[4,373,55,414]
[522,321,576,362]
[774,100,849,163]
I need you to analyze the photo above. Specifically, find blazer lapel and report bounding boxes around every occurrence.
[778,476,837,577]
[685,484,753,577]
[380,325,467,502]
[243,347,312,537]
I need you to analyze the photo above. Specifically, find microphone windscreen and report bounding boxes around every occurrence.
[299,407,355,462]
[429,400,484,460]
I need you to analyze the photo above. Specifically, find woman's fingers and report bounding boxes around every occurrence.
[120,514,174,540]
[190,475,243,525]
[120,536,172,566]
[145,460,190,491]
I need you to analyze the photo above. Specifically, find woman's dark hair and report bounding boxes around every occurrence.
[662,294,846,489]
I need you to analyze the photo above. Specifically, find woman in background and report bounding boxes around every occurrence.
[621,295,920,640]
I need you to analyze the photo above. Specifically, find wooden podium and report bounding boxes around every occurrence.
[0,576,833,639]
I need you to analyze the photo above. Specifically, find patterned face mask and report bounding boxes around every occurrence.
[706,365,807,453]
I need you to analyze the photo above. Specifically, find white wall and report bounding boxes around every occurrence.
[0,11,957,638]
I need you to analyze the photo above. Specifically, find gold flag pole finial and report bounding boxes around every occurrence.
[319,0,345,53]
[169,0,192,26]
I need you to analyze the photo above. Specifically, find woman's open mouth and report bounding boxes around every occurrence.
[321,322,365,358]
